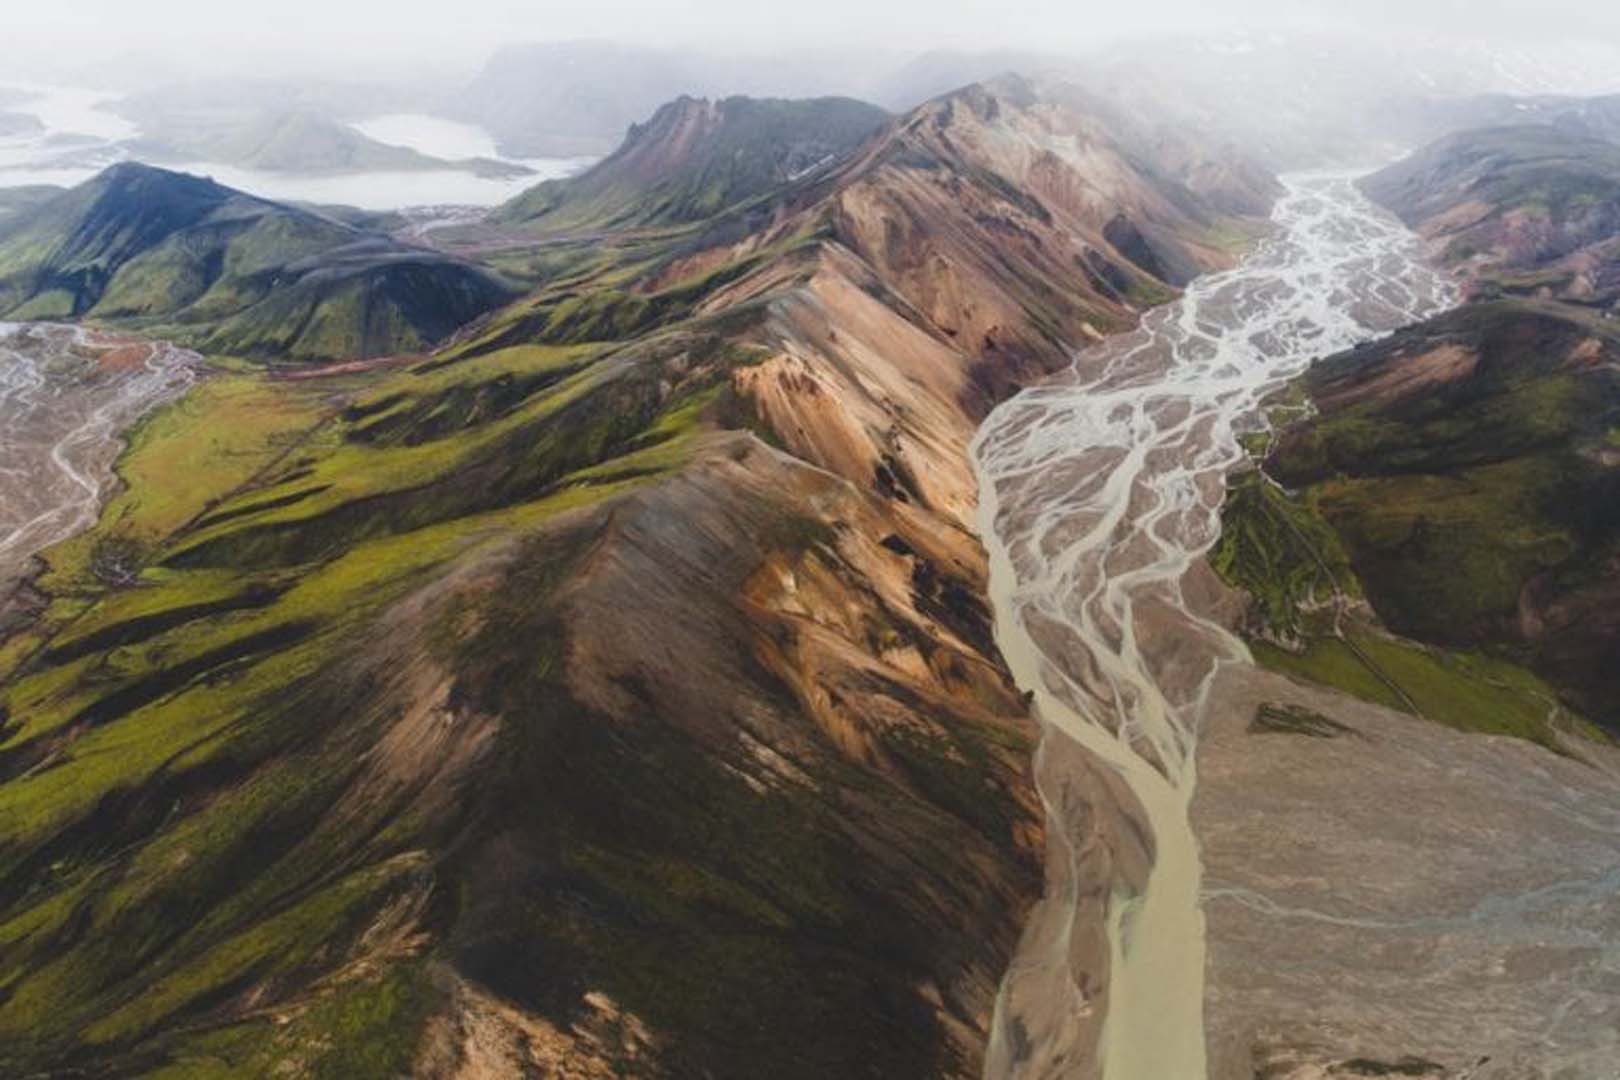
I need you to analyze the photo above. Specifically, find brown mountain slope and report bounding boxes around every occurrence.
[0,78,1274,1078]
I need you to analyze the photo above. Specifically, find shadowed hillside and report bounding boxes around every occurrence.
[494,95,890,230]
[1215,126,1620,736]
[1362,124,1620,305]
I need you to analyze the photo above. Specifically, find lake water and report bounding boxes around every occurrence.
[0,86,591,210]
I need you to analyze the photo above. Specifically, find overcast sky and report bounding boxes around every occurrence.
[11,0,1620,80]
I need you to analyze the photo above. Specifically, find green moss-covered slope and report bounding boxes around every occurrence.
[0,103,1057,1078]
[0,163,517,362]
[0,75,1280,1077]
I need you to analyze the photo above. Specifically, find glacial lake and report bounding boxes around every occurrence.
[0,85,590,210]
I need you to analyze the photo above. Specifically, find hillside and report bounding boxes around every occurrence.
[0,79,1275,1078]
[1217,129,1620,733]
[106,80,517,177]
[1362,124,1620,306]
[1258,301,1620,727]
[0,163,517,361]
[1411,92,1620,154]
[124,109,532,178]
[494,95,890,229]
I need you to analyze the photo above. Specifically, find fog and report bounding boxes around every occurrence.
[8,0,1619,83]
[3,0,1618,210]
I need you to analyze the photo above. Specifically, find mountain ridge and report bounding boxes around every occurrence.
[494,94,890,230]
[0,78,1277,1077]
[1221,126,1620,736]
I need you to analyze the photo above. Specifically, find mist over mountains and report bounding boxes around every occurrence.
[11,29,1620,180]
[6,7,1620,1080]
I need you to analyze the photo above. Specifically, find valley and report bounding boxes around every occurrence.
[1191,119,1620,1078]
[3,23,1620,1080]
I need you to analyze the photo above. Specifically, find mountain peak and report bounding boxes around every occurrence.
[496,93,890,229]
[92,160,233,197]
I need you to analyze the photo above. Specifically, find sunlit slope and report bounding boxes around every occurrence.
[0,163,517,362]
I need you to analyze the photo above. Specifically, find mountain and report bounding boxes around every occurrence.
[1411,93,1620,150]
[1221,127,1620,735]
[446,41,904,159]
[118,109,531,178]
[106,78,524,176]
[107,79,529,177]
[0,111,43,138]
[450,41,709,158]
[494,95,890,229]
[0,162,517,361]
[1362,124,1620,307]
[0,79,1275,1077]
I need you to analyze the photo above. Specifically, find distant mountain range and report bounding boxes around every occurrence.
[118,110,532,178]
[100,83,536,177]
[17,35,1614,189]
[440,34,1620,170]
[1410,93,1620,150]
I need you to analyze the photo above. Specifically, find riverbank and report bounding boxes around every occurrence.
[0,324,196,605]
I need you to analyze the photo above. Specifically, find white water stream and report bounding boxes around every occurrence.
[0,325,196,591]
[973,175,1456,1079]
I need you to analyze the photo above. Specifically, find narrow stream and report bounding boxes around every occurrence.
[973,175,1455,1080]
[0,324,196,593]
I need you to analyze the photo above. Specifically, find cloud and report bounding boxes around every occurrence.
[7,0,1617,82]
